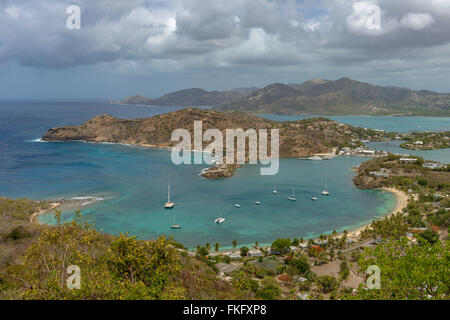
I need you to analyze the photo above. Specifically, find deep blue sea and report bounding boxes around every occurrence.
[0,101,448,248]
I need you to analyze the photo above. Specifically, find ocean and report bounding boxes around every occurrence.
[0,101,448,248]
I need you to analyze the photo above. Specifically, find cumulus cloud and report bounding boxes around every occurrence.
[400,12,434,30]
[0,0,449,93]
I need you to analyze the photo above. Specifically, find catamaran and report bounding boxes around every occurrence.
[171,215,181,229]
[288,186,297,201]
[215,217,226,224]
[164,181,175,209]
[321,182,330,196]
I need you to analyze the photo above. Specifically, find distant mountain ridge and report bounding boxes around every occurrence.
[112,78,450,116]
[111,87,258,107]
[219,78,450,116]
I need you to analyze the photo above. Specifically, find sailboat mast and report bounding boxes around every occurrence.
[168,181,170,202]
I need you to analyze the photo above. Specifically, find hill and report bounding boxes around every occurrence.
[114,87,258,106]
[41,108,387,178]
[217,78,450,116]
[42,108,384,157]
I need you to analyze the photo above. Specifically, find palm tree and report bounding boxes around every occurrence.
[215,243,220,252]
[232,240,237,248]
[300,237,304,244]
[205,243,211,251]
[255,241,259,248]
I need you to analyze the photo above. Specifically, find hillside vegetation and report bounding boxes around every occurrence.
[42,108,386,160]
[218,78,450,116]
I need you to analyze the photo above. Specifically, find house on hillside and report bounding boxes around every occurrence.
[216,262,239,275]
[248,250,263,257]
[400,158,417,163]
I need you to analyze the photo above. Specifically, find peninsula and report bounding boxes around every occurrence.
[42,108,389,178]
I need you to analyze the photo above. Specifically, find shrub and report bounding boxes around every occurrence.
[5,226,31,240]
[271,238,291,254]
[289,255,310,275]
[197,246,209,258]
[317,275,339,293]
[239,246,249,257]
[256,276,282,300]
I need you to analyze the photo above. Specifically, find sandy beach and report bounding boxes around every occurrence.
[345,187,409,240]
[29,197,106,224]
[30,202,60,223]
[210,187,409,255]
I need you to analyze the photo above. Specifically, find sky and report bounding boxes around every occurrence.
[0,0,450,100]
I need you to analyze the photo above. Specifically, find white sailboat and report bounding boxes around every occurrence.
[288,186,297,201]
[321,181,330,196]
[164,181,175,209]
[255,201,261,205]
[311,196,318,201]
[273,185,277,194]
[171,215,181,229]
[214,217,226,224]
[235,204,241,208]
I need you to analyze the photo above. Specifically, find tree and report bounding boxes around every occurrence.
[196,246,209,258]
[292,238,300,247]
[417,230,439,245]
[240,246,249,257]
[317,275,339,293]
[205,243,211,251]
[232,271,259,298]
[256,276,281,300]
[24,210,98,297]
[352,239,449,300]
[289,255,310,275]
[214,243,220,252]
[271,238,291,254]
[106,233,181,298]
[254,241,259,248]
[232,240,237,248]
[339,261,350,280]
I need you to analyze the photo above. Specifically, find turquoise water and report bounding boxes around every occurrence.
[366,140,450,164]
[0,101,447,248]
[38,151,396,249]
[260,115,450,133]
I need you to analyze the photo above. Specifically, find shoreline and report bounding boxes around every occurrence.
[29,197,107,224]
[344,187,408,240]
[208,187,408,254]
[26,187,408,254]
[30,202,60,223]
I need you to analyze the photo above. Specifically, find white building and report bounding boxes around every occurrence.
[400,158,418,163]
[248,250,263,257]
